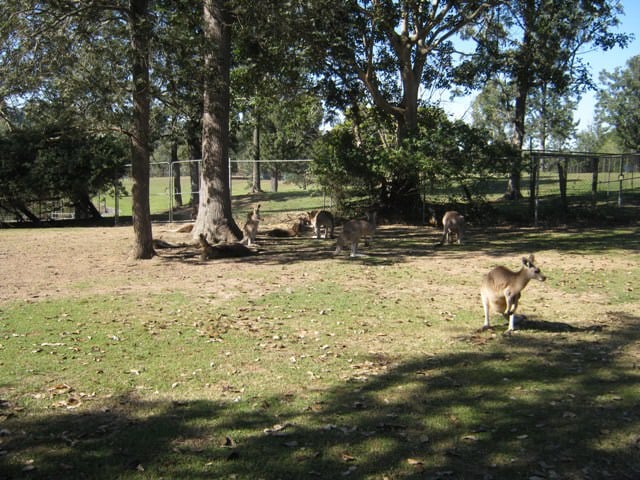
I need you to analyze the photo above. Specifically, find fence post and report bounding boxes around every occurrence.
[167,162,172,223]
[529,151,536,223]
[534,153,540,226]
[114,171,120,226]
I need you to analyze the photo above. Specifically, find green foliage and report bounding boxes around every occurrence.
[460,0,631,149]
[312,106,516,214]
[596,55,640,151]
[574,123,624,153]
[0,109,128,213]
[311,123,379,212]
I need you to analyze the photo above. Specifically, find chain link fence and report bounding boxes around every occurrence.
[2,153,638,225]
[526,151,640,224]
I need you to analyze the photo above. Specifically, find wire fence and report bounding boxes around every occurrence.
[526,151,640,224]
[102,158,317,224]
[2,153,638,225]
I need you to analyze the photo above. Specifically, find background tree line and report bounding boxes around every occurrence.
[0,0,634,258]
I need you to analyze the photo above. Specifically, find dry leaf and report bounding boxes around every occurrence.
[65,397,82,409]
[341,452,356,462]
[48,383,73,395]
[264,423,291,435]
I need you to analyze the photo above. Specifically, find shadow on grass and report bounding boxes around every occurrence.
[3,313,639,479]
[154,223,639,269]
[154,224,444,267]
[465,225,640,258]
[517,316,606,333]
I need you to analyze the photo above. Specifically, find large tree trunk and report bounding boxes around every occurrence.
[129,0,155,259]
[193,0,242,243]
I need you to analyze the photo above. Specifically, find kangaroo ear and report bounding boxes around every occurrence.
[528,254,535,264]
[522,256,530,267]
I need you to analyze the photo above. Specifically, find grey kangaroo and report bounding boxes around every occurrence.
[334,212,377,257]
[480,255,546,332]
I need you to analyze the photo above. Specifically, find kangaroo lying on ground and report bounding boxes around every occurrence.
[480,254,546,332]
[199,234,258,260]
[439,211,465,245]
[308,210,335,239]
[242,204,261,246]
[334,212,377,257]
[169,223,194,233]
[266,218,305,237]
[152,238,190,249]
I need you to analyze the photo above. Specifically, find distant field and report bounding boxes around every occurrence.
[96,176,330,220]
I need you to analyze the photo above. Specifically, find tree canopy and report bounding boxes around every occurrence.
[0,0,635,236]
[597,55,640,152]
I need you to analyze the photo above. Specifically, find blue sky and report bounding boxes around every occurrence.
[444,1,640,132]
[572,0,639,129]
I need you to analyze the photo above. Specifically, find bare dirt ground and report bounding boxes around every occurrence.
[2,220,638,330]
[0,224,258,304]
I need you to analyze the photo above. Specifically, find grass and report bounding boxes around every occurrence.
[1,219,639,478]
[99,170,640,224]
[98,177,329,219]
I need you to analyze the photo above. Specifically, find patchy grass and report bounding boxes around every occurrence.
[0,223,639,479]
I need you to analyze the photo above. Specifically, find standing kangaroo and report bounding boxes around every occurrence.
[480,255,546,332]
[440,211,465,245]
[334,212,377,257]
[308,210,335,239]
[242,204,261,246]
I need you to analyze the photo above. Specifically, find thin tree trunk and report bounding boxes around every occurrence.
[129,0,155,259]
[193,0,241,243]
[186,119,201,209]
[8,200,40,223]
[73,193,102,220]
[506,85,527,200]
[171,140,183,207]
[270,164,279,193]
[251,117,262,193]
[557,159,568,213]
[591,156,599,206]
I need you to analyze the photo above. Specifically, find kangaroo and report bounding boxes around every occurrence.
[199,234,257,260]
[308,210,335,239]
[334,212,377,257]
[480,255,546,332]
[440,211,465,245]
[170,223,194,233]
[266,218,306,237]
[242,204,261,246]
